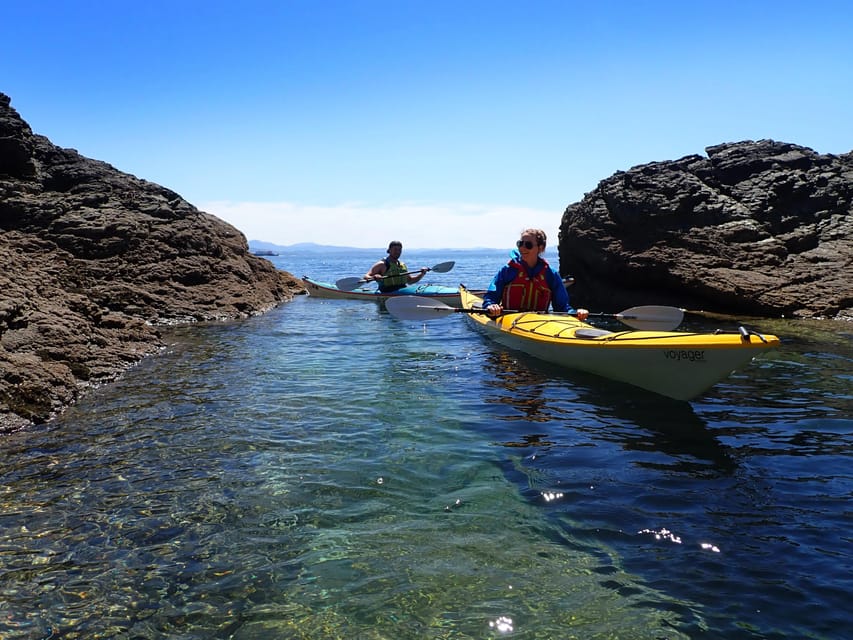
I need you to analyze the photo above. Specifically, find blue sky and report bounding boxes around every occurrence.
[3,0,852,248]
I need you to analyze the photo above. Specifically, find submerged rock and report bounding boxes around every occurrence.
[0,93,304,432]
[559,140,853,319]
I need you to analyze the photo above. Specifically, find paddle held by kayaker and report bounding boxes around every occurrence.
[363,240,428,293]
[483,228,589,320]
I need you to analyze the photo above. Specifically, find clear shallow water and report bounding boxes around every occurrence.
[2,249,851,639]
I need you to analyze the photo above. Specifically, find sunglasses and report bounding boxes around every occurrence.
[516,240,537,250]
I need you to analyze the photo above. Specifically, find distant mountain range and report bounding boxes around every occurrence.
[248,240,507,254]
[249,241,374,254]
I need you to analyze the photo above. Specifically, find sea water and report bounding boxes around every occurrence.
[1,249,851,639]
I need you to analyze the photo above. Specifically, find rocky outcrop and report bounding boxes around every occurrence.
[1,93,304,432]
[559,140,853,319]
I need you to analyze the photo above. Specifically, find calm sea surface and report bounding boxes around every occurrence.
[2,249,851,639]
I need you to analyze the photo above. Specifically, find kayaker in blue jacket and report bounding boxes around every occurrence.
[363,240,428,293]
[483,228,589,320]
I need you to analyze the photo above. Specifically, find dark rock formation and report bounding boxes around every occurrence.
[559,140,853,319]
[1,93,304,432]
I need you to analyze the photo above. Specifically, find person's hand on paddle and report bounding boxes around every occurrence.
[576,308,589,321]
[406,266,428,285]
[486,303,503,317]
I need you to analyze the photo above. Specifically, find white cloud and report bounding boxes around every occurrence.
[197,200,564,249]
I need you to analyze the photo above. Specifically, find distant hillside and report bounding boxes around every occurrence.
[249,241,374,254]
[248,240,511,255]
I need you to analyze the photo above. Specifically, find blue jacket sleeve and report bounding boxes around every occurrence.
[482,266,514,307]
[548,267,573,313]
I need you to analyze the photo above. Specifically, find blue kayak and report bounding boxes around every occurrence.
[301,276,462,307]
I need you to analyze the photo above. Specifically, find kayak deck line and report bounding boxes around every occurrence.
[494,313,775,347]
[513,323,771,345]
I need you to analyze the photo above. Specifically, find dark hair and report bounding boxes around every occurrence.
[387,241,402,252]
[520,228,546,247]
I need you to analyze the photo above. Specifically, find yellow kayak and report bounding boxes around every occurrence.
[440,286,779,401]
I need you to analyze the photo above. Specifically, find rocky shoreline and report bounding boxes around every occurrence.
[1,93,304,432]
[559,140,852,319]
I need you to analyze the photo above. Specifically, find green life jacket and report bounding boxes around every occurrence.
[379,258,408,292]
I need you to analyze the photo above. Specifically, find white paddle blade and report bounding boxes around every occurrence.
[385,296,457,321]
[430,261,455,273]
[335,277,368,291]
[616,305,684,331]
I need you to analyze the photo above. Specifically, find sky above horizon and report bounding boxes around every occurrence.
[3,0,852,249]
